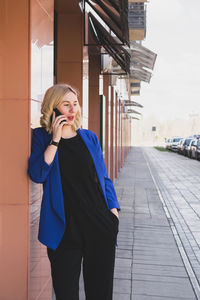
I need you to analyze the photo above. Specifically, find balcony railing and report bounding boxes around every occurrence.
[128,2,146,30]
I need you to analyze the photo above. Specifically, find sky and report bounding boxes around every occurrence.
[137,0,200,122]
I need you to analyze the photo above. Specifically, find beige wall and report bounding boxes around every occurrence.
[129,29,145,41]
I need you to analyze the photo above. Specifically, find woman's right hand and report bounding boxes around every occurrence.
[51,111,68,142]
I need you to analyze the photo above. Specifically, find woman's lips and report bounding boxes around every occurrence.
[67,116,74,121]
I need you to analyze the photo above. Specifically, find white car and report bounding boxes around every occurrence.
[165,138,173,150]
[170,137,183,152]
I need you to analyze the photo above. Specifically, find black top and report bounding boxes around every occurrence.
[58,131,118,239]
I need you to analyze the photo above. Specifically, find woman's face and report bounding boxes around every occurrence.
[57,91,79,125]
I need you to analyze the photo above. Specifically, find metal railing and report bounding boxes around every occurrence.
[128,2,146,30]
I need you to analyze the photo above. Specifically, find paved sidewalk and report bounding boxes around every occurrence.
[144,147,200,298]
[79,147,198,300]
[112,147,197,300]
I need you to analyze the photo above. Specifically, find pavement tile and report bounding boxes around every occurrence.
[132,295,196,300]
[113,279,131,294]
[132,264,187,277]
[116,249,133,259]
[132,273,190,283]
[132,280,195,298]
[113,293,131,300]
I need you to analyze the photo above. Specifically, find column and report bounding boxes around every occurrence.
[88,54,100,137]
[0,1,30,299]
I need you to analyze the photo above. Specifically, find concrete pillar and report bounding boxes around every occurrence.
[115,92,118,178]
[29,0,55,299]
[0,1,30,299]
[56,7,83,106]
[103,75,109,172]
[118,100,122,171]
[88,54,100,138]
[110,87,114,181]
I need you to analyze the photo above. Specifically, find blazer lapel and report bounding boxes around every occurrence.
[77,129,107,202]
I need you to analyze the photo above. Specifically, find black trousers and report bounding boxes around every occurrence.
[47,211,119,300]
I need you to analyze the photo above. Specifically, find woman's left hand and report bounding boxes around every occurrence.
[110,208,119,219]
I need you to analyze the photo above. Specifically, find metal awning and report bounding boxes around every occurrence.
[129,101,143,108]
[83,0,129,46]
[130,117,140,120]
[122,41,157,82]
[127,108,141,115]
[88,13,130,74]
[130,41,157,70]
[131,52,155,70]
[124,100,143,108]
[130,66,152,83]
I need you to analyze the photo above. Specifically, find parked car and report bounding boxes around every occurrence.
[165,138,173,150]
[187,139,196,158]
[182,138,193,156]
[190,138,199,159]
[196,139,200,160]
[170,137,182,152]
[192,134,200,139]
[177,138,185,154]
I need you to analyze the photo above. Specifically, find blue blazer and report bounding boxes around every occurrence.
[28,127,120,250]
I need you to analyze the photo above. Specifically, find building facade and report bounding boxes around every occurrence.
[0,0,156,299]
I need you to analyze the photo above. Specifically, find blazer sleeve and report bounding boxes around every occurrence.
[27,128,54,183]
[93,133,121,211]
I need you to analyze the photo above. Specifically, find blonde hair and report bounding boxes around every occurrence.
[40,83,82,133]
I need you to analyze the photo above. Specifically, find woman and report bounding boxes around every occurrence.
[28,83,120,300]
